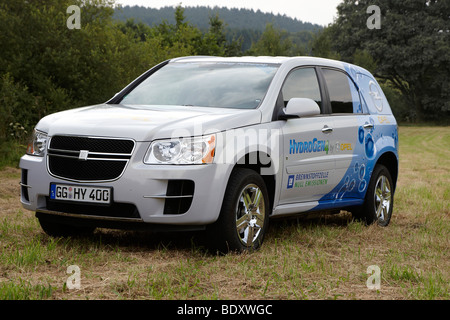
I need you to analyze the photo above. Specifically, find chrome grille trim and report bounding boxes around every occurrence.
[47,135,136,183]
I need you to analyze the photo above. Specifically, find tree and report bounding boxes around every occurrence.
[248,23,293,56]
[196,14,228,56]
[198,14,243,56]
[330,0,450,122]
[0,0,166,138]
[310,26,341,60]
[153,5,203,56]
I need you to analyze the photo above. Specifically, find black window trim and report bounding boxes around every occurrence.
[106,59,170,105]
[273,65,326,121]
[316,66,369,116]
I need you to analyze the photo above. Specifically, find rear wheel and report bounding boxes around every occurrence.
[353,164,394,226]
[207,168,270,253]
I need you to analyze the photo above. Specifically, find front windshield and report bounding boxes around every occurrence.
[120,62,279,109]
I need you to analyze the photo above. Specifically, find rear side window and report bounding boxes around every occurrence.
[322,68,362,114]
[282,68,322,110]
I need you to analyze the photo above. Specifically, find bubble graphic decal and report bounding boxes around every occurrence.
[336,185,347,199]
[348,179,356,191]
[359,164,366,180]
[358,126,365,144]
[365,133,374,158]
[358,179,367,193]
[354,162,359,173]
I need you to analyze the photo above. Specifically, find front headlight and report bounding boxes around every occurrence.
[26,129,48,156]
[144,134,216,164]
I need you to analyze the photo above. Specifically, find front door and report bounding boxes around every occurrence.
[280,116,337,204]
[278,67,338,204]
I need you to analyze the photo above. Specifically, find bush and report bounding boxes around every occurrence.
[0,1,240,142]
[379,83,411,123]
[0,73,35,141]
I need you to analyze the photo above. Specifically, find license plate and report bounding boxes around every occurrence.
[50,184,112,204]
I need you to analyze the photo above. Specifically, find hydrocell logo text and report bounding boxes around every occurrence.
[289,138,329,154]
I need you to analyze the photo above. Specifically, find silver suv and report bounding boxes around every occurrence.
[20,56,399,252]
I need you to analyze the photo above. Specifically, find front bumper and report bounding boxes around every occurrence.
[19,144,233,226]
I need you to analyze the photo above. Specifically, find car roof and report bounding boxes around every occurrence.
[170,55,349,69]
[168,55,375,86]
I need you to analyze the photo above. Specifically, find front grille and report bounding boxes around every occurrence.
[46,198,140,219]
[47,136,135,181]
[50,136,134,154]
[48,157,127,181]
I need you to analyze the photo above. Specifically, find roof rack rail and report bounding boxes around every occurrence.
[170,56,216,62]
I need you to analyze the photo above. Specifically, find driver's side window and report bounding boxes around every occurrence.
[282,68,322,110]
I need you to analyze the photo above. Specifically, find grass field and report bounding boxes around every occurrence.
[0,126,448,300]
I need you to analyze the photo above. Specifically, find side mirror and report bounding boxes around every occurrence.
[279,98,321,120]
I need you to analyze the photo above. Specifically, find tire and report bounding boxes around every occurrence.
[207,168,270,254]
[353,164,394,226]
[38,217,95,237]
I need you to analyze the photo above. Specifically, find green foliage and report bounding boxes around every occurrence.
[1,0,446,143]
[379,83,410,122]
[114,5,322,33]
[309,27,341,60]
[0,1,246,143]
[0,73,33,140]
[352,49,377,74]
[0,279,53,300]
[114,5,321,54]
[199,14,232,56]
[247,23,293,56]
[247,23,312,56]
[0,0,128,139]
[0,140,26,169]
[328,0,450,122]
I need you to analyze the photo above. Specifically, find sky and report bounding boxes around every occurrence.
[115,0,342,26]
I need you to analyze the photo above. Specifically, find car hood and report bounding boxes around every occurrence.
[36,104,262,141]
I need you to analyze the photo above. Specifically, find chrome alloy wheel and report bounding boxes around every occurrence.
[235,184,266,247]
[374,175,392,223]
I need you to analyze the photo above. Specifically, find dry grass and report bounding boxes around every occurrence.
[0,126,448,300]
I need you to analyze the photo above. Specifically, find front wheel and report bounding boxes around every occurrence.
[353,164,394,226]
[207,168,270,253]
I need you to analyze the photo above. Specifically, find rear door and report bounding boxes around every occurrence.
[318,67,371,201]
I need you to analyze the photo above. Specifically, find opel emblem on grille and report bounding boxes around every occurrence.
[79,150,89,161]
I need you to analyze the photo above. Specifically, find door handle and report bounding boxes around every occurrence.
[322,126,333,134]
[363,123,374,130]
